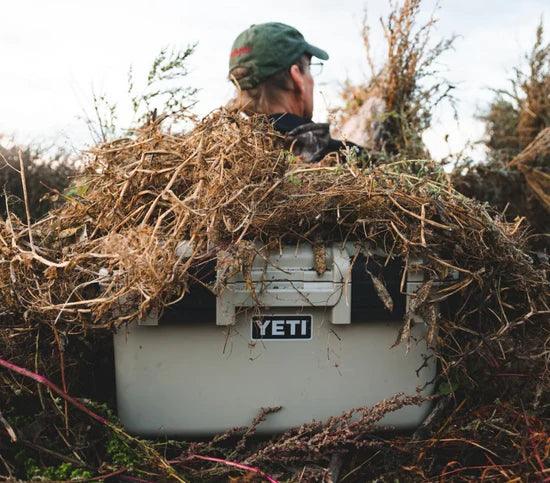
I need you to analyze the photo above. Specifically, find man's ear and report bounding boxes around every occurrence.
[289,64,305,95]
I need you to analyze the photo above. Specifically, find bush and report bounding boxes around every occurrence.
[0,140,76,222]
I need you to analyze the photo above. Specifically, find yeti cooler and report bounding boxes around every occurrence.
[114,243,437,436]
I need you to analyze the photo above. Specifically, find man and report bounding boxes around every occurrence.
[228,22,366,163]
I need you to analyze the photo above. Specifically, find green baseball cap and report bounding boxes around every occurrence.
[229,22,329,90]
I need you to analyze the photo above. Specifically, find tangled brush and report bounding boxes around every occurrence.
[0,109,548,481]
[333,0,455,159]
[453,20,549,243]
[452,126,550,243]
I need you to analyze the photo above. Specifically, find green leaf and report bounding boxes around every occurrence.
[65,184,89,198]
[438,380,459,395]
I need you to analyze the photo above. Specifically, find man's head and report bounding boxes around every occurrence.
[228,22,328,119]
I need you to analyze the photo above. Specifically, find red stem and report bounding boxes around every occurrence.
[0,357,109,426]
[0,357,279,483]
[187,455,279,483]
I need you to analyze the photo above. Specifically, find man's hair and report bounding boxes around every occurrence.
[228,55,310,114]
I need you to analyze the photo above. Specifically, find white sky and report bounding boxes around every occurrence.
[1,0,548,160]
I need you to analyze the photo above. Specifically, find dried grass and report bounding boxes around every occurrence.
[0,109,548,481]
[333,0,455,158]
[453,21,549,243]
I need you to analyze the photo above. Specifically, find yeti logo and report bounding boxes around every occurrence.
[252,315,312,340]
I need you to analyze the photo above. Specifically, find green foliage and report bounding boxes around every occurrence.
[132,44,198,123]
[288,174,302,186]
[378,0,457,157]
[24,459,93,481]
[283,149,298,163]
[65,182,89,199]
[82,91,120,145]
[479,98,521,158]
[83,45,197,144]
[106,434,140,469]
[437,380,459,396]
[480,19,549,163]
[342,144,371,167]
[339,0,456,159]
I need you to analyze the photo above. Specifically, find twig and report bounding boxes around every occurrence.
[0,358,188,483]
[186,455,279,483]
[20,439,90,469]
[0,408,16,442]
[51,324,69,435]
[17,150,34,250]
[0,357,108,425]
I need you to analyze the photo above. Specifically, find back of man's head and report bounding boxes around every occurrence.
[228,22,328,118]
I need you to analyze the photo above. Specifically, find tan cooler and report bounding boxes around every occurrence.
[114,243,438,436]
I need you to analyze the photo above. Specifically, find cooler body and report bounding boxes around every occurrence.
[114,243,437,436]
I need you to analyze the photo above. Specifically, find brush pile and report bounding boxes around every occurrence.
[452,21,550,241]
[509,126,550,212]
[333,0,455,159]
[454,126,550,244]
[0,107,548,481]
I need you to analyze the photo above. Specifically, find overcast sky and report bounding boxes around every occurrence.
[1,0,548,160]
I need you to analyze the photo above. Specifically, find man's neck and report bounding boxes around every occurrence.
[267,96,304,118]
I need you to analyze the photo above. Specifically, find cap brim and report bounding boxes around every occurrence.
[305,43,329,61]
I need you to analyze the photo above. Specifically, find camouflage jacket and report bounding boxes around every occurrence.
[269,113,365,163]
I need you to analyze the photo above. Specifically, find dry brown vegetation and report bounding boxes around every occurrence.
[0,109,548,481]
[0,2,548,481]
[452,21,550,239]
[334,0,455,159]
